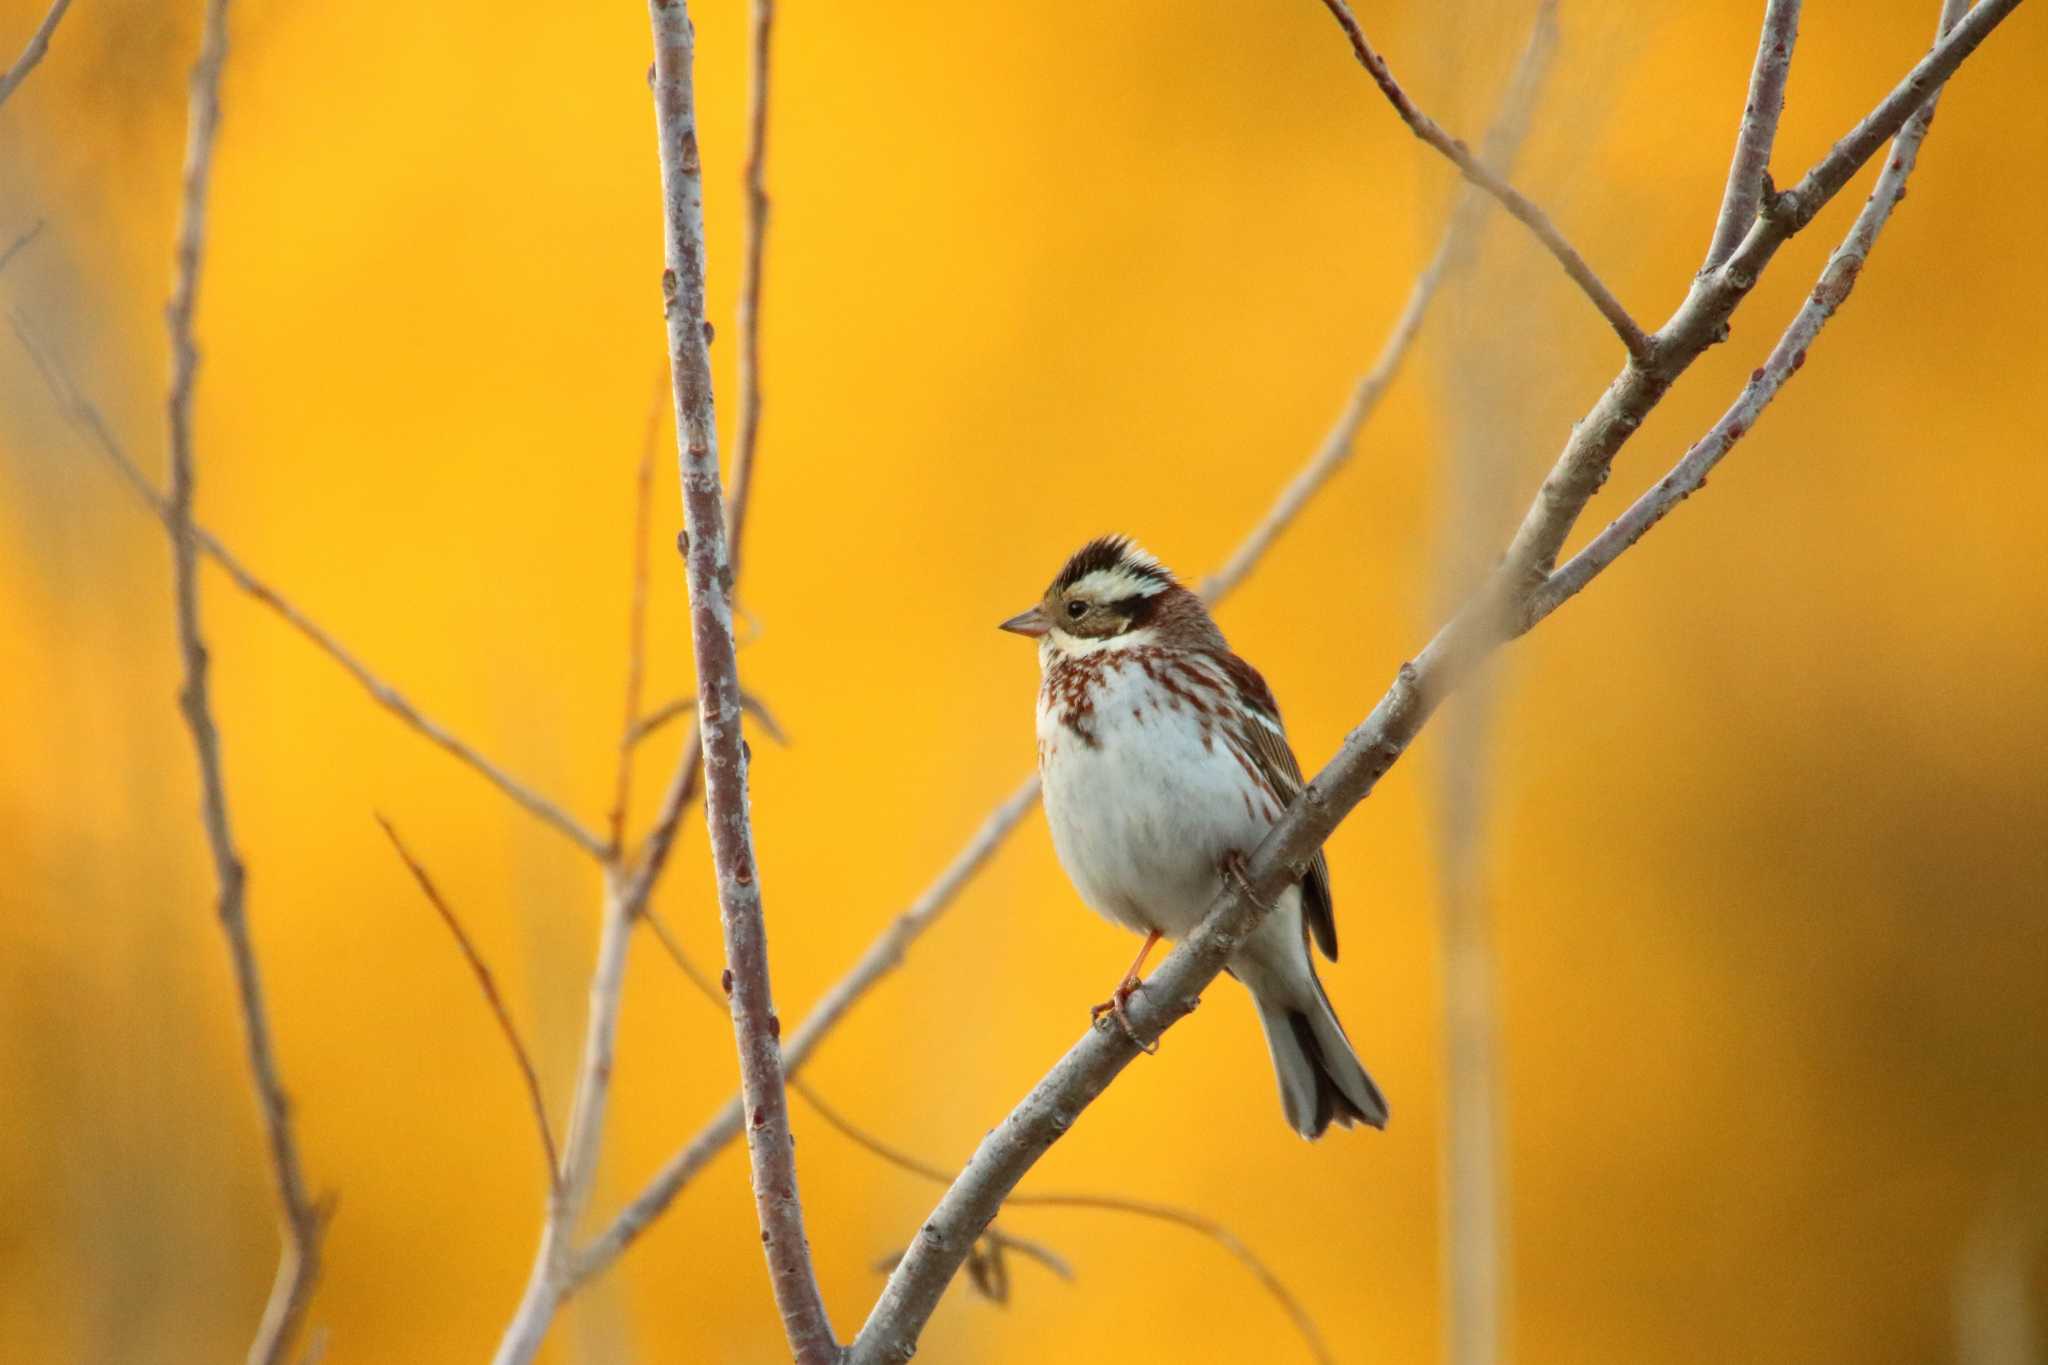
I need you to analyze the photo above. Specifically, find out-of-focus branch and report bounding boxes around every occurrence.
[647,1,835,1360]
[1530,0,1973,625]
[726,0,774,588]
[608,379,666,856]
[0,219,45,274]
[376,815,560,1189]
[1316,0,1651,363]
[579,0,1562,1279]
[9,317,610,863]
[848,5,2026,1353]
[161,4,325,1362]
[0,0,73,108]
[1702,1,1803,271]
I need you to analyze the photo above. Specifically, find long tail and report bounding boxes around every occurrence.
[1253,967,1389,1138]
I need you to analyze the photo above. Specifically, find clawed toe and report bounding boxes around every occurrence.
[1219,849,1271,912]
[1089,981,1158,1054]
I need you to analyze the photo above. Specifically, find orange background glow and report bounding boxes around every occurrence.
[2,1,2043,1360]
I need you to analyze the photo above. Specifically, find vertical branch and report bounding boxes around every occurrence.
[647,2,837,1361]
[608,379,667,856]
[726,0,775,586]
[1702,1,1803,271]
[163,3,325,1362]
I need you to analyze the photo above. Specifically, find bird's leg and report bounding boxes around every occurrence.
[1218,849,1271,913]
[1091,929,1162,1054]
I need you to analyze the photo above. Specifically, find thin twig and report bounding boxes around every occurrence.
[162,4,324,1361]
[648,1,835,1359]
[726,0,774,588]
[9,316,611,863]
[0,0,74,108]
[1702,1,1803,272]
[1531,0,1973,624]
[630,687,786,750]
[375,815,561,1190]
[1316,0,1653,364]
[578,8,1571,1277]
[609,377,667,856]
[847,5,2027,1353]
[0,219,46,275]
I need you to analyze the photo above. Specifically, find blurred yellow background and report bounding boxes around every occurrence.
[2,0,2043,1361]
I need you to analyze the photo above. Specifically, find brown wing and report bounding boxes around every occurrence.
[1212,650,1338,961]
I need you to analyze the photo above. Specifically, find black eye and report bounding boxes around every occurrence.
[1065,600,1087,619]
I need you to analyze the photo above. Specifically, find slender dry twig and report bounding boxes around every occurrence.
[848,6,2025,1354]
[578,0,1564,1289]
[161,4,324,1361]
[726,0,774,588]
[375,815,560,1189]
[648,1,835,1359]
[9,317,610,862]
[0,0,73,108]
[631,687,786,749]
[1316,0,1652,363]
[608,378,667,856]
[1702,0,1803,272]
[0,219,45,275]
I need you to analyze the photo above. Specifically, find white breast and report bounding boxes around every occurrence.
[1036,646,1279,938]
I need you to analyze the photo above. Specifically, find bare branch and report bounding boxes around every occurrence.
[726,0,774,588]
[1531,0,1973,623]
[848,5,2029,1351]
[161,4,325,1360]
[9,316,611,862]
[0,0,73,109]
[608,378,667,856]
[647,1,835,1359]
[630,687,785,749]
[643,910,1330,1361]
[1703,1,1803,272]
[1315,0,1653,363]
[1491,0,2020,613]
[0,219,46,275]
[579,4,1564,1275]
[375,815,560,1190]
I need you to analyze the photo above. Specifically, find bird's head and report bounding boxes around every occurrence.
[999,535,1199,655]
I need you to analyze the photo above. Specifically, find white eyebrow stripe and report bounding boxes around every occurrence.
[1067,567,1170,601]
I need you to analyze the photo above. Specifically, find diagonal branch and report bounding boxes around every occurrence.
[161,3,326,1362]
[847,2,2026,1353]
[0,0,73,109]
[577,0,1563,1283]
[1532,0,1972,623]
[1316,0,1653,364]
[647,1,835,1360]
[376,815,560,1190]
[1702,0,1803,272]
[9,316,610,862]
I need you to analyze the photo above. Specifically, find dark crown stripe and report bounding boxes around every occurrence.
[1050,535,1173,595]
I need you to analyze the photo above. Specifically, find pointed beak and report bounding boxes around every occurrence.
[998,605,1051,639]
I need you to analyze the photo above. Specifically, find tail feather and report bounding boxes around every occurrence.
[1255,974,1389,1138]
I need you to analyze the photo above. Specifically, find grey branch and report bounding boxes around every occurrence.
[9,319,610,863]
[1702,0,1803,272]
[576,1,1559,1283]
[0,0,73,108]
[1532,0,1972,623]
[647,1,836,1360]
[375,816,560,1190]
[1316,0,1652,363]
[847,2,2025,1353]
[162,3,326,1361]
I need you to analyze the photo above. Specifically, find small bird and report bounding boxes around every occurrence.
[1000,535,1388,1137]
